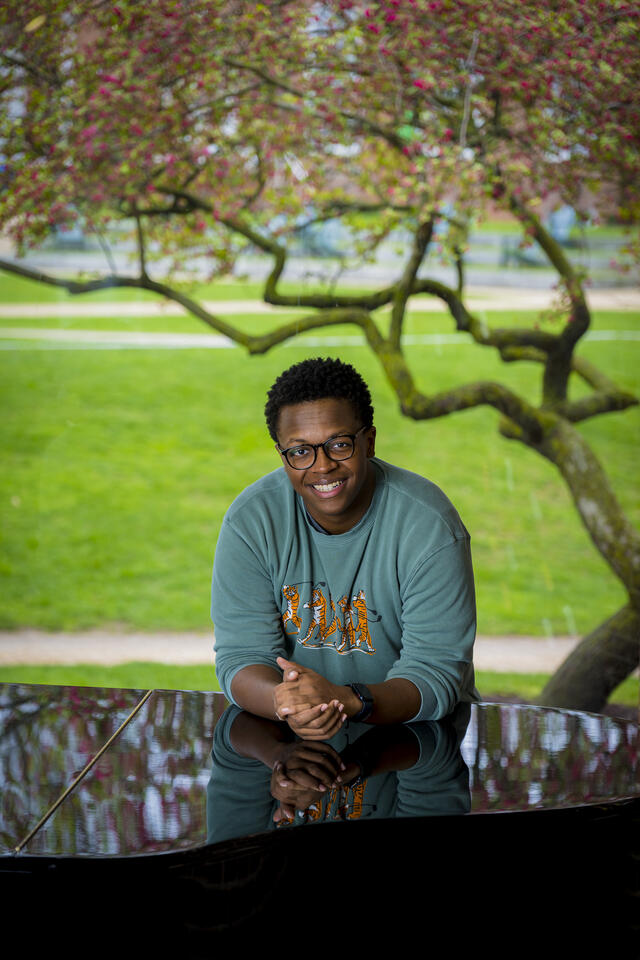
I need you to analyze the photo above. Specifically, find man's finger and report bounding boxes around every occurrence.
[288,706,346,740]
[280,700,335,725]
[277,656,303,680]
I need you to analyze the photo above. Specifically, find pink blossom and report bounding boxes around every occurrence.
[385,12,397,22]
[443,128,454,140]
[413,78,428,90]
[367,23,380,33]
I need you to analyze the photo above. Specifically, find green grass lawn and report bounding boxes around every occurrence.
[1,273,638,649]
[0,664,635,710]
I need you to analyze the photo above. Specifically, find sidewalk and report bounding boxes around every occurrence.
[1,287,640,318]
[0,629,582,673]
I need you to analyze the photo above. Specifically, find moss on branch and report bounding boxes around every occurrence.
[563,391,639,422]
[399,379,547,442]
[245,308,373,354]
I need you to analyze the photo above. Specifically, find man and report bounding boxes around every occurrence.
[211,357,476,740]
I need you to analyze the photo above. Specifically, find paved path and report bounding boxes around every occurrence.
[0,629,582,673]
[1,287,639,317]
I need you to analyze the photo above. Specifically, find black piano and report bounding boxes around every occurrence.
[1,683,638,952]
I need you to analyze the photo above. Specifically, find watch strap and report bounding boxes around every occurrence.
[348,682,374,722]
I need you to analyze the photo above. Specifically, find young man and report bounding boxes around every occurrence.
[211,357,477,740]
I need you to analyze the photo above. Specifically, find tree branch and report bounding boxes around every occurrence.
[389,219,433,349]
[245,307,377,355]
[0,51,59,86]
[400,380,548,442]
[134,212,148,280]
[571,354,621,392]
[459,31,480,150]
[410,277,558,352]
[0,259,380,355]
[509,198,591,406]
[562,391,639,422]
[538,419,640,602]
[221,214,398,311]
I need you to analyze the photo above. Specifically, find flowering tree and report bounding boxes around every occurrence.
[1,1,639,711]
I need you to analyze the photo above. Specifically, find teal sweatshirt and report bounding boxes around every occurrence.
[211,458,477,721]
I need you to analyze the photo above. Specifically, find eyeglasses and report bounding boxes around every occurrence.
[277,425,369,470]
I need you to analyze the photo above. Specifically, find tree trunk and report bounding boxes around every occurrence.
[537,604,640,713]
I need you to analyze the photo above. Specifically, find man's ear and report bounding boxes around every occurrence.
[367,426,376,457]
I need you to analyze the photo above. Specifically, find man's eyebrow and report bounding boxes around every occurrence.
[285,430,350,445]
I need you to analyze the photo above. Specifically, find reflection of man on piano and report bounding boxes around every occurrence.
[212,357,477,741]
[207,705,471,842]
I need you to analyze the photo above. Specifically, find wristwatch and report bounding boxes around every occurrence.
[348,682,374,722]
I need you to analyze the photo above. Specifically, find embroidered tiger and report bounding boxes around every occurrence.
[281,584,302,635]
[299,587,338,646]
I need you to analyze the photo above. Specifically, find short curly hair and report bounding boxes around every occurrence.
[265,357,374,441]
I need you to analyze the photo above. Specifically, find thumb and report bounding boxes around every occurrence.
[277,656,302,680]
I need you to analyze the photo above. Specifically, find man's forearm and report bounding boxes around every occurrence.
[231,665,422,728]
[230,664,281,720]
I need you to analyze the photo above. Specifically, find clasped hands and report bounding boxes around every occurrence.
[270,738,362,823]
[273,656,352,740]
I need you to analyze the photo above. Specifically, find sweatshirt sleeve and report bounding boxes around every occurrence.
[211,518,288,703]
[386,536,477,721]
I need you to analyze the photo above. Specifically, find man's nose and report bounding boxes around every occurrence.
[314,445,337,471]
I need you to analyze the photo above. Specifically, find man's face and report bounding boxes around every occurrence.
[276,397,376,535]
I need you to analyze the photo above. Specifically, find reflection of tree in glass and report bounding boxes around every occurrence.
[0,684,141,849]
[1,685,221,857]
[462,704,638,812]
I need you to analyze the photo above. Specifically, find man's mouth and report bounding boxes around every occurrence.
[310,479,346,494]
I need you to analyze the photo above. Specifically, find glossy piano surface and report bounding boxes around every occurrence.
[1,683,637,858]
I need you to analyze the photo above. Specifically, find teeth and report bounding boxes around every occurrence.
[313,480,343,492]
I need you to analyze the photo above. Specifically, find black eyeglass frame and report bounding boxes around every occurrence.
[276,425,370,470]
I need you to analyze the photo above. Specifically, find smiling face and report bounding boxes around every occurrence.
[276,397,376,535]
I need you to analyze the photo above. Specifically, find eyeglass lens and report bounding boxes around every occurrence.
[286,435,355,468]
